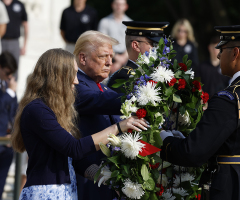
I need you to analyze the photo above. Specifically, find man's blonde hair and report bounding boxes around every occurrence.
[73,30,119,61]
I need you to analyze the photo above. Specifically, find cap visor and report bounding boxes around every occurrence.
[215,41,228,49]
[147,36,163,43]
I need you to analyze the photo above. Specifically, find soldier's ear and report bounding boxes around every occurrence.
[232,47,240,62]
[78,53,86,65]
[131,41,140,53]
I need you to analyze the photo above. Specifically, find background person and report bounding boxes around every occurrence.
[0,1,9,54]
[107,21,169,93]
[171,19,199,72]
[10,48,147,199]
[197,36,230,97]
[160,25,240,200]
[60,0,98,54]
[98,0,131,83]
[2,0,28,80]
[0,52,17,200]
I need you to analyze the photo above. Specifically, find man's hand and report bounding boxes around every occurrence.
[8,77,17,92]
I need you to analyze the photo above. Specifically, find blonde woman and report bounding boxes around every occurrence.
[11,49,147,199]
[171,19,199,69]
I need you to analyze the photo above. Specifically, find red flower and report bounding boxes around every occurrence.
[127,129,133,133]
[156,184,164,196]
[195,194,201,200]
[201,92,209,104]
[192,80,201,91]
[177,79,186,90]
[149,162,160,169]
[136,108,147,119]
[148,80,158,85]
[168,78,177,87]
[178,63,188,72]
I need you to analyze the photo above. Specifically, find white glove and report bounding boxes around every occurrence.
[172,130,185,139]
[160,130,173,141]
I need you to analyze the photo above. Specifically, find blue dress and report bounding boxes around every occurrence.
[19,157,78,200]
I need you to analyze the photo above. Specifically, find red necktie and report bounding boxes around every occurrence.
[96,83,104,92]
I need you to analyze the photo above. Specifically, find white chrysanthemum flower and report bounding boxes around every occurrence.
[158,161,171,170]
[172,188,189,196]
[98,166,112,187]
[120,132,145,160]
[185,69,195,79]
[137,82,161,106]
[150,66,174,83]
[122,179,145,199]
[148,48,158,60]
[162,189,176,200]
[173,173,195,187]
[173,165,188,172]
[157,174,168,186]
[179,111,191,126]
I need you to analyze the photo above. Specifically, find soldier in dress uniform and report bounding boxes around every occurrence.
[160,25,240,200]
[107,21,169,93]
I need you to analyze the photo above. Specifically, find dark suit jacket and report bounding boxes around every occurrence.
[75,70,122,200]
[107,60,138,93]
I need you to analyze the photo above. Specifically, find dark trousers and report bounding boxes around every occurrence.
[0,146,13,200]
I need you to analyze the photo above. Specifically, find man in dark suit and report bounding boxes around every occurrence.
[0,52,17,199]
[160,25,240,200]
[73,31,123,200]
[107,21,169,93]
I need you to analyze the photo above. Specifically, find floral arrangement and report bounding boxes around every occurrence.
[95,37,209,200]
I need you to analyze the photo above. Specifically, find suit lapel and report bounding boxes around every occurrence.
[77,70,100,91]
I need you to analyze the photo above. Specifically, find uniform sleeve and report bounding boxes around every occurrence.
[0,2,9,24]
[75,81,122,115]
[161,94,238,167]
[21,102,96,160]
[21,3,27,21]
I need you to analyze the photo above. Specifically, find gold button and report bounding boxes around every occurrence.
[139,32,142,35]
[232,36,235,40]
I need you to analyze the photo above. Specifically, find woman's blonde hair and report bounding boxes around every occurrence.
[171,19,196,43]
[11,48,80,153]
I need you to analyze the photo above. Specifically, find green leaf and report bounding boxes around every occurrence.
[111,170,120,178]
[165,87,173,96]
[149,192,158,200]
[93,168,102,184]
[143,177,155,191]
[182,54,188,63]
[173,59,178,71]
[108,155,120,165]
[141,191,150,200]
[153,130,162,148]
[111,79,126,88]
[123,165,130,175]
[179,106,186,115]
[141,164,149,181]
[186,59,193,68]
[173,94,182,103]
[174,70,182,78]
[163,105,169,117]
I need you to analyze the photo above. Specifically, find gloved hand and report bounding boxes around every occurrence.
[172,130,185,139]
[160,130,173,141]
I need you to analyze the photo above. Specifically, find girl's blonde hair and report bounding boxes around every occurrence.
[171,19,196,44]
[11,48,80,152]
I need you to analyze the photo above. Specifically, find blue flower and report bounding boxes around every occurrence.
[112,147,121,151]
[144,74,150,79]
[164,37,168,45]
[126,94,132,100]
[145,51,149,57]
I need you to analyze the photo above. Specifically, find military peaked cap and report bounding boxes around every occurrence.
[215,25,240,49]
[122,21,169,43]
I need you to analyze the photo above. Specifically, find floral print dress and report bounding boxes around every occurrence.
[19,157,78,200]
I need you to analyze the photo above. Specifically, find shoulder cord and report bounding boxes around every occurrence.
[233,85,240,128]
[118,66,133,75]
